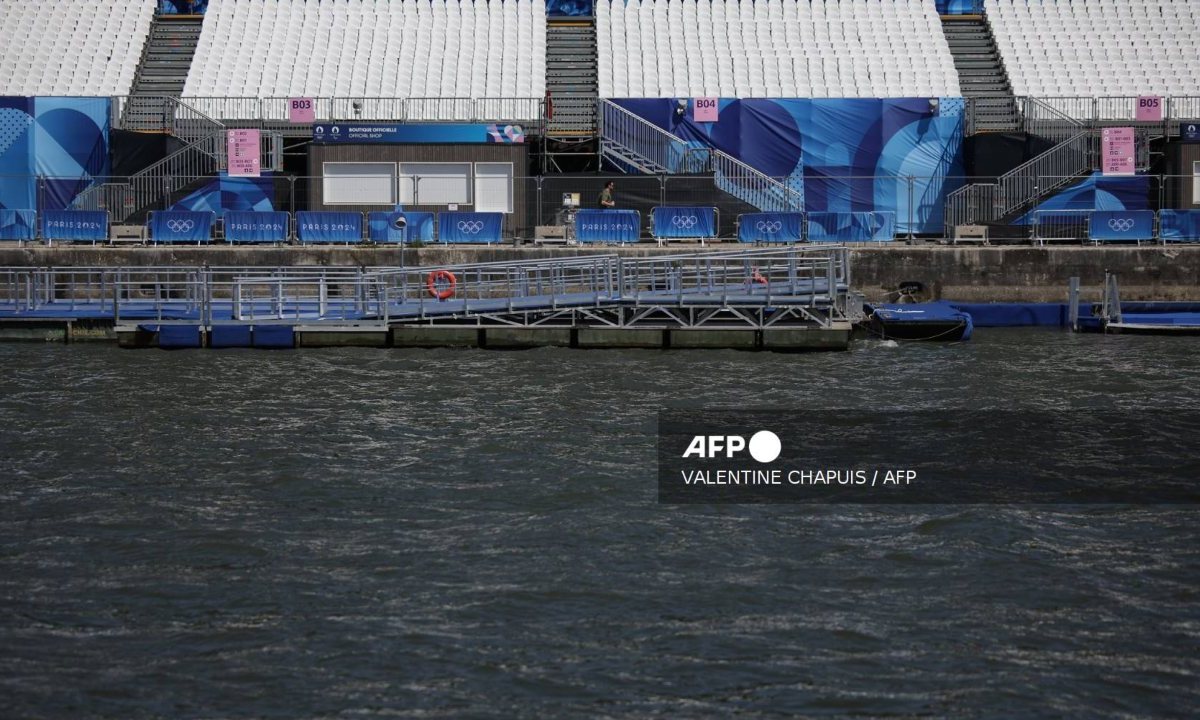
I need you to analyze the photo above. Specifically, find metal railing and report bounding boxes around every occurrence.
[115,96,545,133]
[0,248,852,326]
[599,100,804,213]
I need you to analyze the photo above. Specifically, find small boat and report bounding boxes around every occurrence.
[864,302,974,341]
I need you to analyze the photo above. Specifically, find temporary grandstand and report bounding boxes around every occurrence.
[0,0,1197,245]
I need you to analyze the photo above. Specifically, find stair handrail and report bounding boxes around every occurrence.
[599,99,803,212]
[996,129,1094,216]
[598,99,684,173]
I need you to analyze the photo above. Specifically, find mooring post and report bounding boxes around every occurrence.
[1067,276,1080,331]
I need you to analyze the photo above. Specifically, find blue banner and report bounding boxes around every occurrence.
[224,211,289,244]
[42,210,107,243]
[651,206,717,239]
[576,209,640,244]
[1089,211,1156,242]
[808,212,896,242]
[0,209,36,241]
[438,212,503,244]
[737,212,806,243]
[367,212,435,243]
[313,124,525,144]
[150,211,213,244]
[1160,211,1200,242]
[159,0,208,14]
[547,0,593,17]
[296,212,363,244]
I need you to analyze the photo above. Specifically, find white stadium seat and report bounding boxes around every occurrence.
[183,0,547,120]
[0,0,154,97]
[597,0,961,99]
[988,0,1200,106]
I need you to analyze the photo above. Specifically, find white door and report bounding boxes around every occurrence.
[474,163,513,214]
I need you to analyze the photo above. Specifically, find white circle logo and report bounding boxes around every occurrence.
[457,220,484,234]
[672,215,699,229]
[166,219,195,233]
[1107,218,1134,232]
[748,430,781,463]
[756,220,782,233]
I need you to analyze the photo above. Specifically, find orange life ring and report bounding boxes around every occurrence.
[426,269,457,300]
[750,269,768,286]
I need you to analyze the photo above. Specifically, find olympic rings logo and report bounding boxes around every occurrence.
[166,219,195,233]
[1108,218,1135,232]
[756,221,782,233]
[457,221,484,234]
[672,215,699,229]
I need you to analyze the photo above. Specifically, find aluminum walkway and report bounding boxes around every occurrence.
[0,247,852,331]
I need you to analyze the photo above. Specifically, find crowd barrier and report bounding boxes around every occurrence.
[10,207,1200,246]
[1033,209,1200,245]
[575,209,641,244]
[651,206,718,242]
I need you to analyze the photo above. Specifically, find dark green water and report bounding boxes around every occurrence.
[1,330,1197,718]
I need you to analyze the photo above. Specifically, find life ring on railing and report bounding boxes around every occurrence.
[749,269,768,286]
[426,269,457,300]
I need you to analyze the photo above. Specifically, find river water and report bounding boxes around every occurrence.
[1,330,1197,718]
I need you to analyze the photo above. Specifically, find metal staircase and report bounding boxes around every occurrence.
[945,99,1097,234]
[74,99,283,223]
[123,14,204,131]
[599,100,804,214]
[941,13,1018,133]
[543,18,599,170]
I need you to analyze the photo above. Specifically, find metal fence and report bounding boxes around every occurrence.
[3,172,1198,244]
[114,96,545,133]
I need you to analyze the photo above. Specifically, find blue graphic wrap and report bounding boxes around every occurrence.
[1015,172,1150,225]
[368,212,436,243]
[651,206,716,239]
[575,209,640,243]
[171,173,275,217]
[613,98,964,234]
[150,211,214,244]
[224,211,289,244]
[437,212,503,244]
[737,212,806,243]
[807,212,896,242]
[296,212,363,244]
[1159,210,1200,242]
[0,209,36,240]
[42,210,107,242]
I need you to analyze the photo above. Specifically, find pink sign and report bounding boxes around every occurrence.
[1135,96,1163,122]
[288,97,316,123]
[227,129,261,178]
[693,97,719,123]
[1101,127,1136,177]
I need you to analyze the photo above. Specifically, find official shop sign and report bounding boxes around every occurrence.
[312,123,525,144]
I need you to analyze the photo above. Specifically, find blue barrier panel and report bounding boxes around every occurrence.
[575,209,640,243]
[150,211,213,244]
[0,210,37,241]
[1159,210,1200,242]
[367,212,436,243]
[224,211,289,244]
[651,206,716,239]
[158,325,203,349]
[210,325,253,348]
[42,210,107,243]
[1089,210,1156,242]
[807,212,895,242]
[737,212,806,243]
[159,0,208,14]
[438,212,503,244]
[296,212,363,244]
[253,325,295,349]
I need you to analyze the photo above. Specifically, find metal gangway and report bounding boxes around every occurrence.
[0,246,852,330]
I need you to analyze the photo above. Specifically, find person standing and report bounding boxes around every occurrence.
[597,181,616,209]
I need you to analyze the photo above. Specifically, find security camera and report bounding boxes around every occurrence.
[392,214,407,230]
